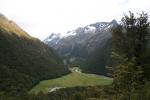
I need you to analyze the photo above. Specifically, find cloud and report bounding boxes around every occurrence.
[116,0,129,5]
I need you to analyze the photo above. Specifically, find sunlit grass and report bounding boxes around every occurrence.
[30,69,113,94]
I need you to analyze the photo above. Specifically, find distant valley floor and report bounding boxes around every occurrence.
[30,67,113,94]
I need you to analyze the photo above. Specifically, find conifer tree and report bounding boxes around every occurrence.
[111,11,149,100]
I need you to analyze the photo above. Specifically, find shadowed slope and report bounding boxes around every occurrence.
[0,14,70,94]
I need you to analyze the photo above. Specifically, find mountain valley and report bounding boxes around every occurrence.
[44,20,118,75]
[0,12,150,100]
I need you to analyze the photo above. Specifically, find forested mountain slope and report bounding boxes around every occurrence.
[0,14,70,95]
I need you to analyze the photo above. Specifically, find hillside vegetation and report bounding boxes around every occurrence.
[0,14,70,96]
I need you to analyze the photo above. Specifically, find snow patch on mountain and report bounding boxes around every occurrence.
[44,20,118,45]
[63,31,77,38]
[99,23,109,30]
[85,26,96,34]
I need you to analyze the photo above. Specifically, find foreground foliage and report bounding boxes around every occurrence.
[110,11,150,100]
[0,83,150,100]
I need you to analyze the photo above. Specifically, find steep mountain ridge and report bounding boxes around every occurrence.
[44,20,118,75]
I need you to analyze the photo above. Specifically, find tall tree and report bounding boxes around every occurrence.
[110,11,149,100]
[112,11,149,61]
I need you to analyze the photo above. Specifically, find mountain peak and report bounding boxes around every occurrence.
[110,19,118,26]
[111,19,117,23]
[44,20,118,45]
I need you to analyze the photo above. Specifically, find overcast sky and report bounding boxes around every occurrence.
[0,0,150,40]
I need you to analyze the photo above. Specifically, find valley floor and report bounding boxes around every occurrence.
[30,67,113,94]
